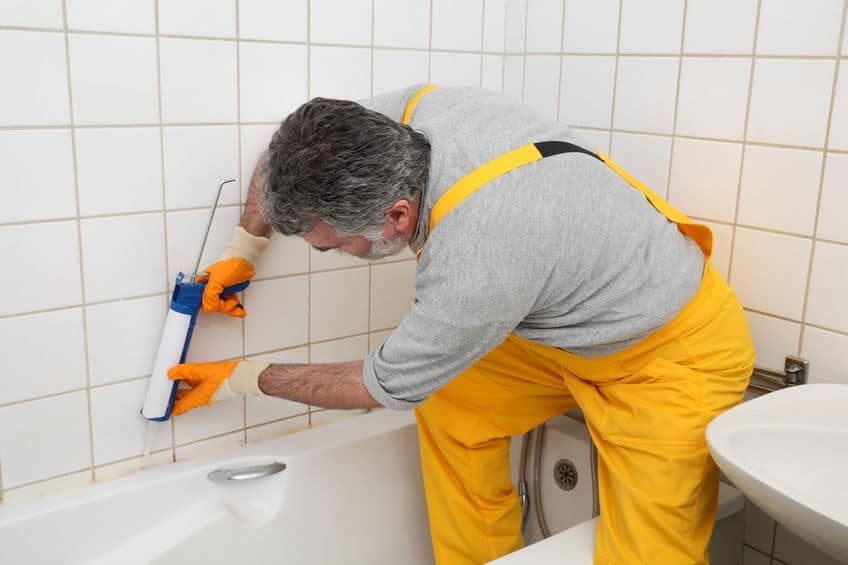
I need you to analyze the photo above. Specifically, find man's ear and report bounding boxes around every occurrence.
[386,199,413,234]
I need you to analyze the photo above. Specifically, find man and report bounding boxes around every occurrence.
[168,84,754,564]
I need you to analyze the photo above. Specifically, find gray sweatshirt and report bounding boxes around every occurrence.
[360,85,704,410]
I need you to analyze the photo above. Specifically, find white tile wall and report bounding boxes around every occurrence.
[430,52,482,87]
[239,43,308,122]
[805,242,848,334]
[559,55,615,128]
[817,153,848,243]
[613,57,679,134]
[0,0,63,29]
[432,0,483,52]
[371,261,417,330]
[158,0,236,38]
[523,55,560,121]
[525,0,562,53]
[756,0,843,56]
[746,311,801,372]
[668,138,742,223]
[374,0,430,49]
[309,45,371,99]
[163,126,240,209]
[67,0,155,34]
[618,0,683,54]
[802,326,848,384]
[562,0,618,54]
[0,31,69,126]
[676,58,751,140]
[374,50,430,95]
[483,0,506,53]
[609,132,672,198]
[829,67,848,151]
[310,267,370,342]
[239,0,307,42]
[311,0,371,46]
[683,0,756,55]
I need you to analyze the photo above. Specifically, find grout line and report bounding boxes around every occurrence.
[60,0,97,483]
[500,0,507,93]
[664,0,687,201]
[306,0,314,426]
[797,1,848,357]
[519,0,529,101]
[555,0,567,122]
[725,0,763,286]
[0,204,244,228]
[0,121,283,130]
[427,0,433,83]
[479,0,486,87]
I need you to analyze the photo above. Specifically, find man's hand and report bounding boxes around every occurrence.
[200,227,269,317]
[167,360,269,416]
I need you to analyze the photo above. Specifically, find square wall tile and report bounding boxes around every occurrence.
[159,38,237,123]
[310,267,369,342]
[0,222,81,316]
[0,129,75,223]
[503,55,524,98]
[0,0,62,28]
[805,242,848,334]
[255,234,310,279]
[239,43,307,122]
[371,261,416,330]
[774,523,846,565]
[610,132,672,198]
[244,276,309,355]
[86,295,167,386]
[668,138,742,223]
[817,153,848,243]
[374,0,430,49]
[310,335,369,363]
[482,55,505,93]
[369,329,394,352]
[311,0,371,45]
[163,126,239,209]
[737,146,822,236]
[701,221,732,279]
[570,128,611,154]
[0,391,90,487]
[563,0,618,54]
[66,0,155,33]
[504,0,526,53]
[89,380,171,464]
[483,0,506,52]
[68,34,158,125]
[559,56,615,128]
[246,347,309,426]
[310,46,371,100]
[744,500,776,554]
[432,0,483,51]
[430,52,482,87]
[613,57,679,134]
[828,67,848,151]
[174,395,244,446]
[0,31,69,126]
[523,56,560,121]
[185,306,243,363]
[374,50,429,96]
[175,432,244,460]
[747,59,835,148]
[158,0,236,38]
[81,214,166,303]
[684,0,756,54]
[165,206,241,282]
[526,0,563,53]
[239,0,307,41]
[802,326,848,385]
[75,127,163,215]
[729,228,812,320]
[0,309,86,405]
[619,0,684,54]
[311,247,369,271]
[240,124,276,200]
[246,416,308,442]
[756,0,843,56]
[745,311,801,372]
[676,58,751,140]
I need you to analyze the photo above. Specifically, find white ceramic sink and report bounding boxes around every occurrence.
[706,384,848,563]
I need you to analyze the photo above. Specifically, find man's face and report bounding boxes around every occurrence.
[302,219,407,260]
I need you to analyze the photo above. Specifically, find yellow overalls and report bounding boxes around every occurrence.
[401,86,754,564]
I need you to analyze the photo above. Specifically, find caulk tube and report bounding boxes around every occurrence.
[141,273,249,421]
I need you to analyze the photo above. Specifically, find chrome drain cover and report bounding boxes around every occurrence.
[553,459,578,491]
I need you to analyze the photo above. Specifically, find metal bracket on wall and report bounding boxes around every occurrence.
[749,356,810,393]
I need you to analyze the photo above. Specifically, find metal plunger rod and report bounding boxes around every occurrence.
[191,179,236,282]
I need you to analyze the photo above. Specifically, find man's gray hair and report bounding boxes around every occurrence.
[260,97,431,237]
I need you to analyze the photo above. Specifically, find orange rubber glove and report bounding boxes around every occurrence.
[167,360,270,416]
[199,226,270,318]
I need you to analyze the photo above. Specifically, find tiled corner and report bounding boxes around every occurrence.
[804,241,848,334]
[562,0,618,54]
[523,55,560,121]
[238,0,307,42]
[163,126,240,209]
[430,52,482,88]
[0,31,69,126]
[309,46,371,100]
[432,0,483,52]
[374,0,430,49]
[828,66,848,151]
[310,267,370,342]
[613,57,679,134]
[370,261,417,331]
[801,326,848,385]
[67,0,155,34]
[0,0,63,29]
[559,55,616,129]
[0,221,82,316]
[85,294,167,386]
[737,146,823,236]
[158,38,237,124]
[81,213,166,303]
[158,0,236,38]
[0,391,91,488]
[668,138,742,223]
[311,0,372,46]
[773,523,846,565]
[0,308,86,405]
[745,311,801,372]
[755,0,843,56]
[68,34,158,126]
[609,132,672,198]
[0,129,76,223]
[75,127,163,215]
[683,0,756,54]
[729,228,812,320]
[239,43,307,123]
[246,347,309,426]
[618,0,684,54]
[675,58,751,141]
[746,59,836,148]
[525,0,563,53]
[244,276,309,355]
[374,50,430,96]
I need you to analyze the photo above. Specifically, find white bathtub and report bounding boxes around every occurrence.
[0,410,434,565]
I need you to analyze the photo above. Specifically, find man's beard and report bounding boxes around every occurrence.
[359,235,408,260]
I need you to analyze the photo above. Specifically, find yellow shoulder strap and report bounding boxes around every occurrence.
[401,85,437,126]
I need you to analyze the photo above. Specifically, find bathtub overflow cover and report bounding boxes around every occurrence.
[553,459,578,491]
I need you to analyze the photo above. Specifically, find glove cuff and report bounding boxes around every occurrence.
[222,226,270,266]
[213,360,270,403]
